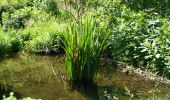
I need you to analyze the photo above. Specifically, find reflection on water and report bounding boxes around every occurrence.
[0,53,170,100]
[71,81,100,100]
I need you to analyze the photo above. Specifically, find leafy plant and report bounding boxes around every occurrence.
[2,92,41,100]
[30,0,60,17]
[22,20,65,54]
[121,0,170,17]
[94,0,170,79]
[0,2,32,30]
[0,32,11,56]
[0,30,21,57]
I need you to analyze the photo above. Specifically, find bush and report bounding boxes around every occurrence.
[0,31,22,57]
[0,0,60,31]
[24,32,62,54]
[0,32,11,56]
[121,0,170,17]
[21,20,65,54]
[94,0,170,79]
[2,7,31,31]
[30,0,60,17]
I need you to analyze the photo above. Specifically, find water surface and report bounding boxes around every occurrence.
[0,53,170,100]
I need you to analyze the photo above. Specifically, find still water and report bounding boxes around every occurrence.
[0,53,170,100]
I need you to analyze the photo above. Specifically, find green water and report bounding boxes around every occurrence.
[0,53,170,100]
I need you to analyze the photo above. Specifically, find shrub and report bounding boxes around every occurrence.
[0,31,22,57]
[0,32,11,56]
[1,6,31,31]
[30,0,60,17]
[0,0,60,31]
[121,0,170,17]
[24,32,62,54]
[22,20,65,54]
[94,0,170,79]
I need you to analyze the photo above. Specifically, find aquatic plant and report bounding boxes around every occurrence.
[63,18,110,83]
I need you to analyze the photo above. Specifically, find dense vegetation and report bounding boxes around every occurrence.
[95,0,170,79]
[0,0,170,83]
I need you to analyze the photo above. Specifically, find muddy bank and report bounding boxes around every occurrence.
[120,66,170,84]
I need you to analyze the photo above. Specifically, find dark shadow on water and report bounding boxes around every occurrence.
[0,53,18,61]
[0,84,22,99]
[71,81,100,100]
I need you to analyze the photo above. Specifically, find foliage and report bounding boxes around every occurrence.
[121,0,170,17]
[0,0,34,30]
[0,0,170,80]
[2,7,31,31]
[0,0,61,31]
[60,0,97,25]
[20,20,65,54]
[0,32,11,56]
[0,17,65,56]
[2,92,17,100]
[31,0,60,16]
[63,18,110,83]
[94,0,170,79]
[0,30,21,57]
[2,92,41,100]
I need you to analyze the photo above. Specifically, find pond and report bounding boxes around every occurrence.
[0,53,170,100]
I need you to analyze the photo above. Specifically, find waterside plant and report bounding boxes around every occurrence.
[63,18,110,84]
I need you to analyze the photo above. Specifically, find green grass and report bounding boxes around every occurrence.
[63,18,110,83]
[0,18,66,56]
[18,19,66,54]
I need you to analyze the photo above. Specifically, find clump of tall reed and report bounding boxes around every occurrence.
[63,18,110,83]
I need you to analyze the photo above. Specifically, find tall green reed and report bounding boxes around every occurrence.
[63,18,110,83]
